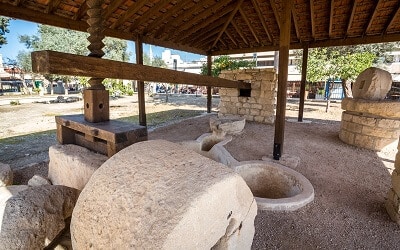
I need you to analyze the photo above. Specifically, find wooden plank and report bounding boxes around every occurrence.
[232,20,249,45]
[31,50,251,89]
[128,0,172,32]
[110,0,147,29]
[329,0,334,38]
[136,37,147,127]
[346,0,356,36]
[383,3,400,34]
[310,0,315,39]
[298,45,308,122]
[269,0,281,30]
[251,0,272,43]
[103,0,126,20]
[364,0,381,36]
[273,0,292,160]
[238,7,260,44]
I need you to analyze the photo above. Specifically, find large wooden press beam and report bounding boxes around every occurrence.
[31,50,251,89]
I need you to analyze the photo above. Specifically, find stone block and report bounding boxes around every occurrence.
[226,89,239,97]
[235,102,243,108]
[0,163,12,187]
[243,103,251,108]
[238,108,249,115]
[374,138,398,151]
[244,115,255,121]
[377,119,400,129]
[387,188,400,207]
[250,109,260,116]
[386,198,400,224]
[362,126,393,139]
[251,90,261,97]
[392,169,400,195]
[251,81,261,89]
[252,104,263,110]
[71,140,257,249]
[352,115,377,127]
[230,96,239,103]
[219,106,228,114]
[339,130,355,145]
[28,175,52,186]
[344,121,363,133]
[342,112,354,122]
[248,97,257,104]
[352,67,392,100]
[236,74,252,81]
[254,116,265,123]
[341,98,400,119]
[0,185,79,249]
[354,134,375,150]
[48,144,108,191]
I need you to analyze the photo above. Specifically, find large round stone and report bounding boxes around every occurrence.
[71,140,257,249]
[352,67,392,100]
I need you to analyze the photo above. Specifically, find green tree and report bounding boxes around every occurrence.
[0,16,10,48]
[200,55,255,77]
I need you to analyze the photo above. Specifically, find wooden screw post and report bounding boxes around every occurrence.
[84,0,109,123]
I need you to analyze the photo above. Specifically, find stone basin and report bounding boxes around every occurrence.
[233,161,314,211]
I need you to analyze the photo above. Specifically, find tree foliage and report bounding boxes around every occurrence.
[0,16,10,48]
[200,55,255,76]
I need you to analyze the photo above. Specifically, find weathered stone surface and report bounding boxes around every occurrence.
[352,67,392,100]
[0,163,12,187]
[28,175,52,186]
[48,144,108,190]
[341,98,400,119]
[0,185,29,229]
[210,116,246,136]
[71,140,257,249]
[0,185,79,250]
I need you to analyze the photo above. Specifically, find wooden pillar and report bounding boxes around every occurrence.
[273,0,293,160]
[136,37,147,126]
[84,0,109,123]
[207,54,212,113]
[298,45,309,122]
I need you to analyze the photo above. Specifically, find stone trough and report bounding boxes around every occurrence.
[181,117,315,212]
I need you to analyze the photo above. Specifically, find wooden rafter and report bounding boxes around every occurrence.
[158,0,232,40]
[238,7,260,44]
[225,31,238,47]
[270,0,281,30]
[103,0,126,20]
[110,0,147,29]
[176,5,235,43]
[383,3,400,35]
[190,24,225,48]
[232,19,249,45]
[142,0,189,35]
[13,0,25,6]
[211,0,244,49]
[346,0,356,36]
[329,0,334,38]
[46,0,62,14]
[181,16,228,45]
[73,2,88,21]
[364,0,381,36]
[292,9,300,41]
[164,0,233,41]
[251,0,272,42]
[310,0,315,39]
[129,0,172,33]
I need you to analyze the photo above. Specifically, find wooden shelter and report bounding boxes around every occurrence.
[2,0,400,158]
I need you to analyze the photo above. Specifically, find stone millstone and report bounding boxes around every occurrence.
[352,67,392,100]
[71,139,257,249]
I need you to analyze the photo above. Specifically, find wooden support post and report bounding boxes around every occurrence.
[273,0,293,160]
[136,37,147,126]
[84,0,109,123]
[298,45,309,122]
[207,54,212,113]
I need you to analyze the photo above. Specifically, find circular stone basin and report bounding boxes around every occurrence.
[234,161,314,211]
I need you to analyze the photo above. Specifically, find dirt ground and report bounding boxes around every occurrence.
[1,93,399,249]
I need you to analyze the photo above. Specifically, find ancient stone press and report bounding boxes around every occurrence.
[42,0,147,157]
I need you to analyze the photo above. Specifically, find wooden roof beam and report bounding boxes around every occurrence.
[364,0,381,36]
[211,0,244,49]
[129,0,172,33]
[180,17,227,45]
[13,0,26,6]
[383,3,400,35]
[176,5,235,43]
[270,0,281,30]
[292,9,300,41]
[31,50,251,89]
[346,0,356,37]
[103,0,126,20]
[190,25,224,48]
[158,0,232,40]
[329,0,334,38]
[251,0,272,42]
[225,30,238,47]
[310,0,315,39]
[232,19,249,45]
[238,7,260,44]
[142,0,189,35]
[46,0,62,14]
[110,0,147,29]
[73,2,88,21]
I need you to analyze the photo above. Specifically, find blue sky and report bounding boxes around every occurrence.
[0,19,203,63]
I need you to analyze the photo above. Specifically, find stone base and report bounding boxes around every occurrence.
[56,114,148,157]
[339,111,400,151]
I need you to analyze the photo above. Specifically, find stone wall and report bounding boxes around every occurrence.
[339,111,400,151]
[218,68,277,124]
[386,141,400,224]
